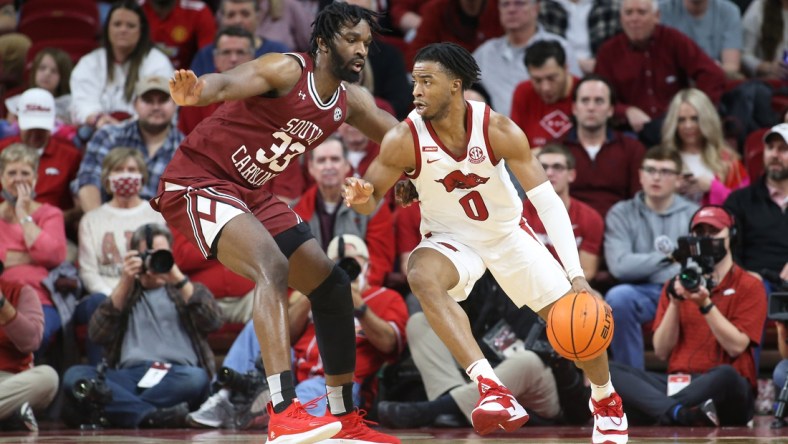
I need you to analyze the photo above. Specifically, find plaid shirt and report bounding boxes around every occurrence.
[76,120,183,199]
[538,0,621,54]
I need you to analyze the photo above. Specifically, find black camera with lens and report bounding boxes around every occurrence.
[69,360,113,430]
[139,249,174,274]
[137,224,174,273]
[671,235,726,293]
[217,366,267,396]
[335,236,361,280]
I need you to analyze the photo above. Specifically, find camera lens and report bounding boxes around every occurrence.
[679,268,701,292]
[337,257,361,280]
[72,379,92,401]
[146,250,174,274]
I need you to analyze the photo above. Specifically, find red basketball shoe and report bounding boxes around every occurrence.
[589,392,628,444]
[266,398,341,444]
[471,376,529,435]
[325,408,401,443]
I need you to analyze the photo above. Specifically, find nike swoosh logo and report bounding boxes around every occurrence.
[427,158,440,164]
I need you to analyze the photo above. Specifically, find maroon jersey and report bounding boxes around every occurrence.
[162,53,348,190]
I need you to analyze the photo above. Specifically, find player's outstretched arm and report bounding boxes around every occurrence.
[343,122,415,215]
[490,112,588,288]
[169,53,301,106]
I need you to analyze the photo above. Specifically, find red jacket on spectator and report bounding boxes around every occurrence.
[293,285,408,385]
[559,129,646,218]
[406,0,503,68]
[0,282,43,374]
[294,186,396,287]
[522,196,604,262]
[0,136,82,211]
[595,25,726,120]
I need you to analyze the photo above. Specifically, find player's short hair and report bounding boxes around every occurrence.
[414,42,481,91]
[309,2,381,57]
[538,143,576,170]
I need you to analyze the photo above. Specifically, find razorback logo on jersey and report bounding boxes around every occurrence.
[435,170,489,192]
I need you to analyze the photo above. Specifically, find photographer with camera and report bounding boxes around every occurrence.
[609,205,767,427]
[187,234,408,435]
[0,279,58,431]
[60,223,223,429]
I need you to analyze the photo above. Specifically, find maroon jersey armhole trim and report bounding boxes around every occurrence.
[405,118,421,179]
[284,52,306,68]
[483,105,499,166]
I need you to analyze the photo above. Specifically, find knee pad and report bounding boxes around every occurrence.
[307,265,355,375]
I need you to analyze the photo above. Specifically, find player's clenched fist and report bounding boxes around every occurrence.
[342,177,374,206]
[169,69,204,106]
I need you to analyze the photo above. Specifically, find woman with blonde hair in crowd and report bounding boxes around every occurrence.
[0,144,66,354]
[661,88,749,205]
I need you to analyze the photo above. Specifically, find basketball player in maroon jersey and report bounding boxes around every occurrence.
[344,43,628,443]
[151,3,399,443]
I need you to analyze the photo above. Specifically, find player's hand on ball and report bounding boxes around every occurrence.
[395,180,419,207]
[343,177,374,206]
[169,69,204,106]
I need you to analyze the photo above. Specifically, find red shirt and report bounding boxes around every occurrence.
[394,203,421,255]
[522,196,604,262]
[559,129,646,218]
[161,53,347,190]
[293,286,408,384]
[171,227,254,299]
[0,136,82,211]
[141,0,217,69]
[0,281,41,374]
[406,0,503,69]
[510,77,577,148]
[653,265,766,389]
[595,25,725,119]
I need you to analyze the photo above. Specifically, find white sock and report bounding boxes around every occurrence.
[591,373,614,401]
[465,359,502,386]
[326,384,351,415]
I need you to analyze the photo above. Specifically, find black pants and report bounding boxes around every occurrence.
[610,361,754,426]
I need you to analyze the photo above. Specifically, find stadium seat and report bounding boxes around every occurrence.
[744,128,768,179]
[18,9,99,43]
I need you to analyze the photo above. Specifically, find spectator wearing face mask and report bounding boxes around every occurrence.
[75,148,165,364]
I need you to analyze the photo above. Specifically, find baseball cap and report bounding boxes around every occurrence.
[326,234,369,261]
[134,75,170,98]
[16,88,55,132]
[763,123,788,144]
[690,206,734,231]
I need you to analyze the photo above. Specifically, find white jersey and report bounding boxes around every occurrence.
[405,100,523,243]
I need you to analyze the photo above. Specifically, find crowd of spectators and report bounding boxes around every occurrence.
[0,0,785,433]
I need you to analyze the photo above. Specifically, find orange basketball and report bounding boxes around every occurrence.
[546,290,613,361]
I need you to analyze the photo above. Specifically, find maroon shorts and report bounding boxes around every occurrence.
[152,178,302,258]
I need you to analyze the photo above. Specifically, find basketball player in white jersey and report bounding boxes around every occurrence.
[343,43,628,443]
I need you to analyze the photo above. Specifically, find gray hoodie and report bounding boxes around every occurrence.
[604,191,699,284]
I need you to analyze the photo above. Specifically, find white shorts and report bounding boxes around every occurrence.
[414,223,571,312]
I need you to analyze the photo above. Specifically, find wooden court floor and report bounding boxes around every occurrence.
[2,416,788,444]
